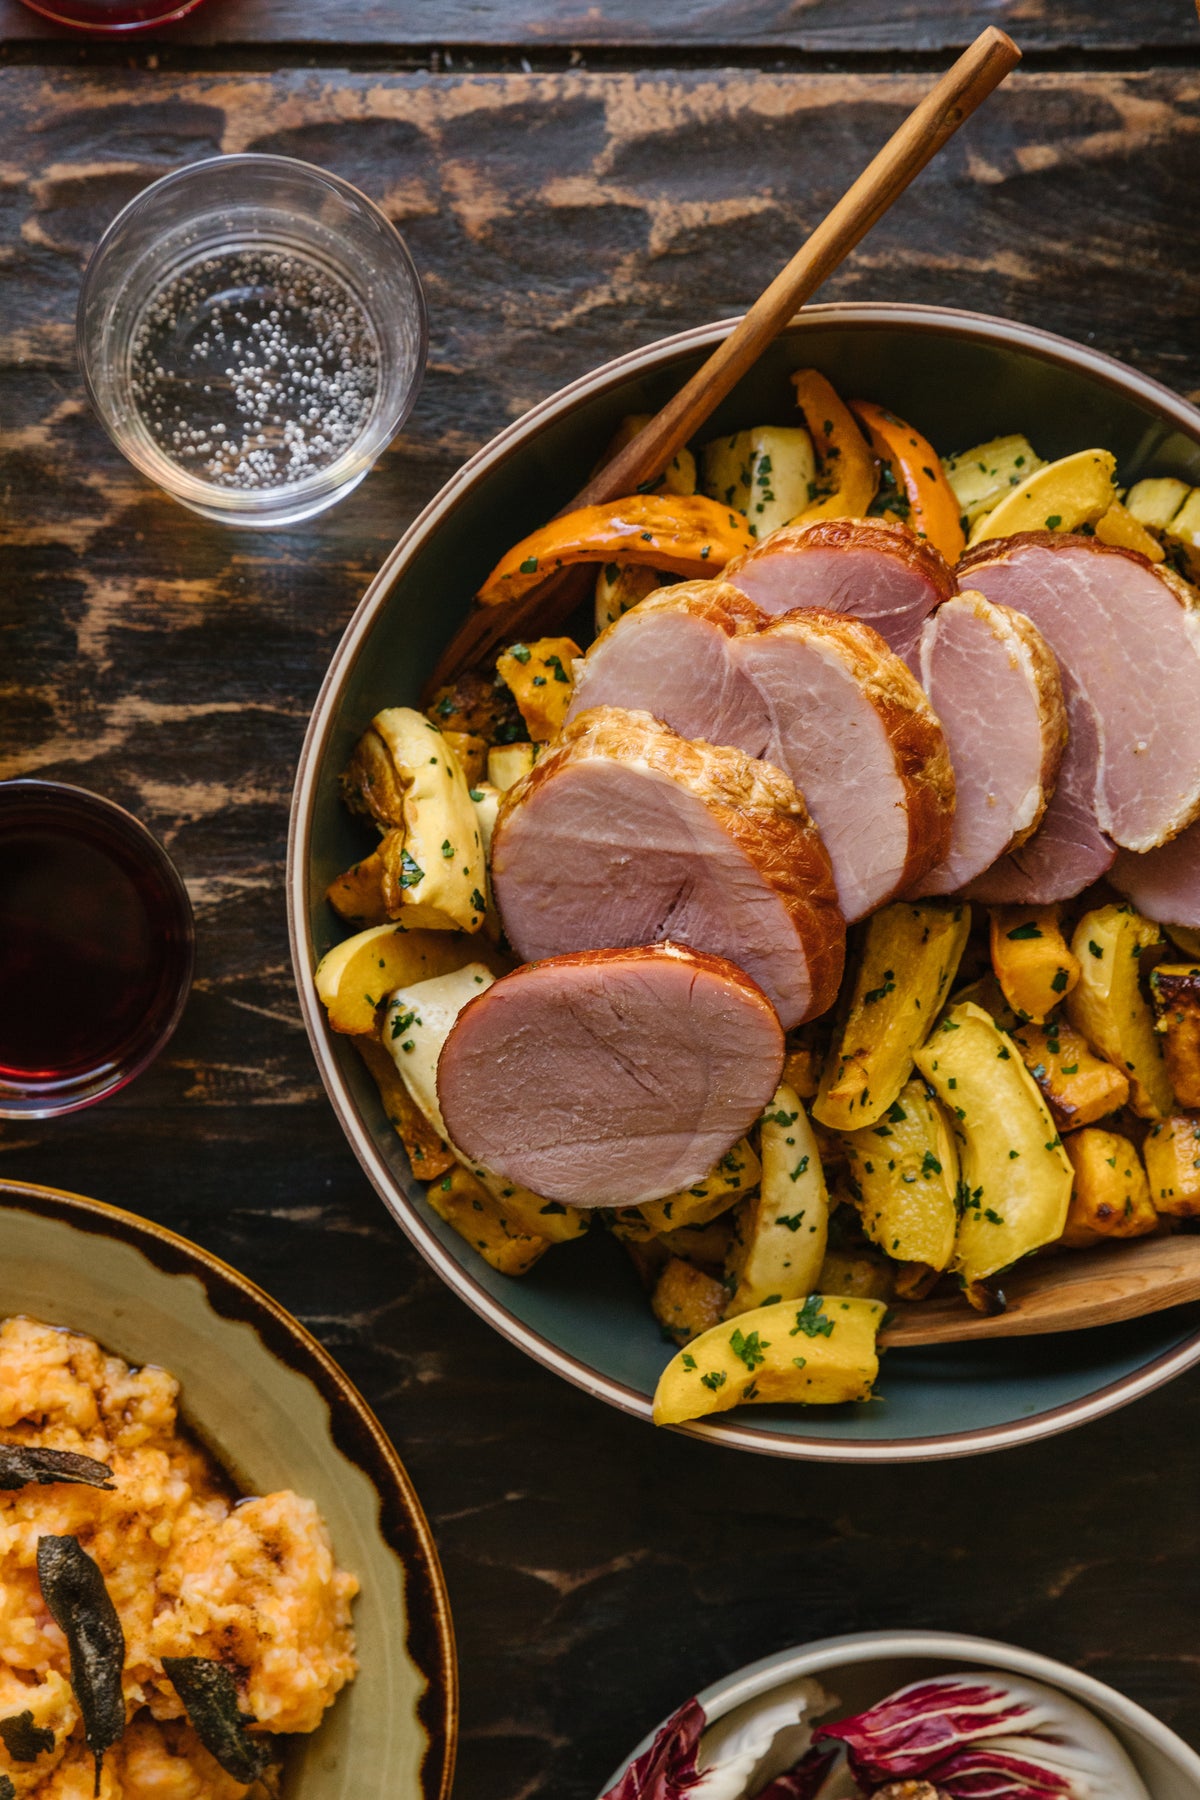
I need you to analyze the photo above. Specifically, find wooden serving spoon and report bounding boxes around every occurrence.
[880,1233,1200,1346]
[423,24,1022,699]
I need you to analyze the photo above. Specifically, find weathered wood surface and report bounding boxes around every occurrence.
[1,0,1198,51]
[2,64,1200,1800]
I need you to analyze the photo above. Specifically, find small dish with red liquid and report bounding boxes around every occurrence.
[0,780,194,1117]
[16,0,205,30]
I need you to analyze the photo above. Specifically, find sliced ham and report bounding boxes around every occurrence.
[965,691,1115,904]
[490,705,845,1029]
[1111,822,1200,927]
[912,592,1067,897]
[567,583,953,920]
[436,943,784,1207]
[961,533,1200,854]
[724,516,957,665]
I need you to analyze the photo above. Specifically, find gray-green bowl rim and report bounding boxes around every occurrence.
[598,1626,1200,1795]
[0,1176,458,1800]
[287,299,1200,1464]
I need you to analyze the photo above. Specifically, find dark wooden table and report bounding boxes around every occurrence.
[3,5,1200,1796]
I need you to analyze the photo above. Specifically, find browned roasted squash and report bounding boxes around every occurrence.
[1149,964,1200,1108]
[1066,904,1173,1119]
[426,1165,549,1276]
[1008,1015,1131,1131]
[990,905,1080,1023]
[353,1036,456,1180]
[495,636,581,743]
[1060,1128,1158,1247]
[652,1257,728,1346]
[1143,1113,1200,1217]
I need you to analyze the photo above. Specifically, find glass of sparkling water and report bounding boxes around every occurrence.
[77,155,427,527]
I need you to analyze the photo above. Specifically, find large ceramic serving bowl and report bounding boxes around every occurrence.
[289,301,1200,1462]
[598,1628,1200,1798]
[0,1179,456,1799]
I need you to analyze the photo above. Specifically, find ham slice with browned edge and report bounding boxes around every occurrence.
[724,516,957,665]
[566,583,953,921]
[490,706,845,1029]
[912,592,1066,897]
[436,944,785,1207]
[1111,822,1200,927]
[962,534,1200,856]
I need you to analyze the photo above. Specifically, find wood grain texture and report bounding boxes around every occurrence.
[2,64,1200,1799]
[0,0,1197,50]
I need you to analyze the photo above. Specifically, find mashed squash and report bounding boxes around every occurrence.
[0,1317,358,1798]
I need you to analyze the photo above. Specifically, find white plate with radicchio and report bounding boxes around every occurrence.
[597,1630,1200,1800]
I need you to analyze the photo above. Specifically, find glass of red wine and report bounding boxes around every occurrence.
[0,781,194,1118]
[16,0,205,28]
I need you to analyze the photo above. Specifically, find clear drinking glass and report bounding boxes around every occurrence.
[77,155,428,527]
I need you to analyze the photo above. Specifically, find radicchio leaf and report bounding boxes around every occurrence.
[753,1742,840,1798]
[814,1673,1150,1800]
[602,1698,707,1799]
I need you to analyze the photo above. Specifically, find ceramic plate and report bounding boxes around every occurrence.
[0,1178,457,1799]
[289,301,1200,1461]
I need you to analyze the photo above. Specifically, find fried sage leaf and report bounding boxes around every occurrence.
[0,1445,114,1492]
[36,1535,125,1794]
[0,1710,56,1760]
[162,1658,274,1785]
[0,1774,15,1800]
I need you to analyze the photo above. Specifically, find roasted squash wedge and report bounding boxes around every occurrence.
[605,1139,762,1242]
[944,434,1044,526]
[699,425,818,539]
[315,921,510,1036]
[652,1257,728,1346]
[353,1035,456,1181]
[849,399,965,563]
[594,562,665,632]
[788,370,879,525]
[652,1295,887,1424]
[1061,1128,1157,1248]
[816,1250,895,1301]
[495,636,581,743]
[1143,1113,1200,1217]
[1009,1015,1130,1131]
[426,1165,550,1276]
[487,742,537,792]
[723,1087,828,1316]
[989,905,1080,1023]
[840,1077,959,1275]
[968,448,1117,546]
[814,901,971,1130]
[1149,964,1200,1108]
[914,1002,1074,1292]
[1065,904,1173,1119]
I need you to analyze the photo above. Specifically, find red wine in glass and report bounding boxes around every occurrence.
[16,0,206,29]
[0,781,194,1117]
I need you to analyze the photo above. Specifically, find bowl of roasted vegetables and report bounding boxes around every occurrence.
[596,1628,1200,1799]
[290,300,1200,1460]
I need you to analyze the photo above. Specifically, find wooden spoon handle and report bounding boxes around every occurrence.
[422,27,1019,697]
[880,1234,1200,1346]
[575,26,1021,510]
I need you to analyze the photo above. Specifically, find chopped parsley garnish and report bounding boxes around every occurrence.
[399,849,425,890]
[729,1328,769,1371]
[1006,921,1043,940]
[791,1296,834,1339]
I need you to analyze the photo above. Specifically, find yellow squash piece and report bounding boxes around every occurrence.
[386,965,589,1244]
[788,370,879,525]
[968,449,1117,547]
[598,412,696,496]
[652,1257,728,1346]
[1065,903,1173,1120]
[1061,1128,1157,1248]
[699,425,818,539]
[353,1035,456,1181]
[476,493,755,607]
[1126,476,1191,533]
[315,921,510,1036]
[989,905,1080,1023]
[496,637,581,743]
[1165,923,1200,959]
[594,562,666,632]
[849,400,965,564]
[606,1140,762,1241]
[724,1087,828,1316]
[652,1295,886,1425]
[660,1217,737,1268]
[816,1250,895,1301]
[1143,1113,1200,1217]
[814,901,972,1130]
[944,434,1044,526]
[1094,500,1165,563]
[840,1077,959,1275]
[426,1165,550,1276]
[914,1002,1074,1290]
[1009,1015,1130,1131]
[487,742,537,792]
[1150,964,1200,1107]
